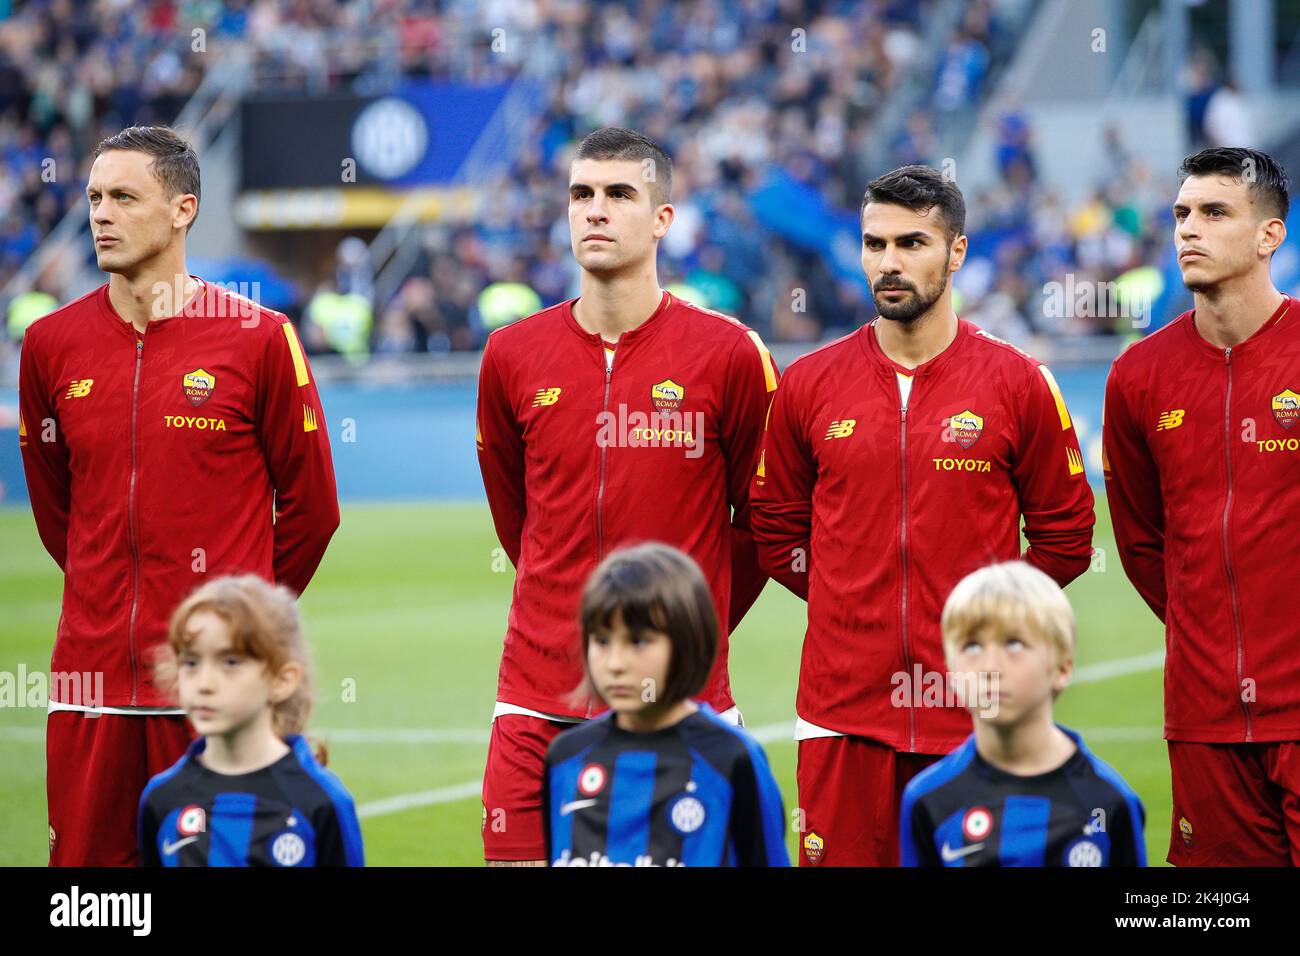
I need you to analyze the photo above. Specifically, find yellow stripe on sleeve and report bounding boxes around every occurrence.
[746,330,778,392]
[282,322,310,387]
[1038,365,1072,430]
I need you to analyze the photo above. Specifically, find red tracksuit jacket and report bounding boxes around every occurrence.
[752,318,1095,753]
[1104,295,1300,744]
[19,280,339,707]
[475,291,777,717]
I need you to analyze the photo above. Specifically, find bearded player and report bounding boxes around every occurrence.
[752,164,1095,866]
[1105,146,1300,865]
[475,127,777,865]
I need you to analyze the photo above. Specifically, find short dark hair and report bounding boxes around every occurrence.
[573,127,673,206]
[1178,147,1290,222]
[861,164,966,243]
[578,542,718,707]
[94,125,201,229]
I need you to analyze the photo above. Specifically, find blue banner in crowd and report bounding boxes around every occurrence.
[747,170,872,297]
[241,79,545,190]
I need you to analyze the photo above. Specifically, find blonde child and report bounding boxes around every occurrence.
[900,561,1145,867]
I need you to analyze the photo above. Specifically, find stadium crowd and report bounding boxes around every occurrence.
[0,0,1250,362]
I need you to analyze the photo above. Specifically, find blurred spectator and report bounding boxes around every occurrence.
[1204,79,1255,148]
[304,282,373,363]
[0,0,1195,358]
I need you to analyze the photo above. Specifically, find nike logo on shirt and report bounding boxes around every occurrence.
[162,835,198,855]
[940,841,984,862]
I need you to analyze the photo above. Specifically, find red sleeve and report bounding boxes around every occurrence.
[475,334,526,568]
[1012,363,1096,588]
[1102,360,1166,621]
[256,318,340,596]
[720,331,780,632]
[18,328,71,571]
[750,367,813,601]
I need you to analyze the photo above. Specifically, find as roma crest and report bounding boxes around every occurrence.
[651,378,684,411]
[803,831,825,865]
[1271,388,1300,430]
[182,368,216,407]
[948,409,984,449]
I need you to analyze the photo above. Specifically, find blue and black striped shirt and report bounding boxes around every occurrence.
[543,703,790,867]
[900,725,1146,867]
[138,735,364,867]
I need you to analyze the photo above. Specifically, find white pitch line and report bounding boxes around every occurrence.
[0,649,1171,819]
[1073,649,1165,684]
[351,648,1170,819]
[0,726,43,742]
[357,780,484,819]
[318,728,490,744]
[0,649,1169,748]
[0,725,495,744]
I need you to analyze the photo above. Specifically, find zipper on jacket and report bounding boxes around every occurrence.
[899,398,915,752]
[1221,347,1251,741]
[127,335,144,704]
[595,356,612,560]
[592,347,613,718]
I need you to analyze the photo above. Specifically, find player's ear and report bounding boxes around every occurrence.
[948,233,967,272]
[653,202,675,240]
[1259,216,1286,258]
[269,660,303,704]
[172,192,198,233]
[1051,653,1073,695]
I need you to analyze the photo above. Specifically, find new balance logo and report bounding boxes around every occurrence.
[533,387,562,407]
[940,841,983,862]
[302,405,318,432]
[65,379,93,399]
[1066,447,1085,476]
[1156,409,1185,431]
[824,419,856,440]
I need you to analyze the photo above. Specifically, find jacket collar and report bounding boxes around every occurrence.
[857,314,971,380]
[562,289,673,347]
[99,276,209,338]
[1180,292,1294,357]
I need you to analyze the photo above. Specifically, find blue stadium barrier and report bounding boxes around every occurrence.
[0,365,1111,509]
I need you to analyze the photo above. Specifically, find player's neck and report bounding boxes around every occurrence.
[973,711,1075,776]
[875,302,958,370]
[572,267,664,346]
[615,698,698,733]
[1192,273,1286,349]
[108,259,200,334]
[199,721,291,775]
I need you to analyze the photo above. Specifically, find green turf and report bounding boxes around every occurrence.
[0,498,1168,866]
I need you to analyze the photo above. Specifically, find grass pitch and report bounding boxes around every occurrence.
[0,499,1168,866]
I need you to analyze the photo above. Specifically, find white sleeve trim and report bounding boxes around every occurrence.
[48,700,187,717]
[491,701,585,724]
[794,716,848,740]
[492,700,745,727]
